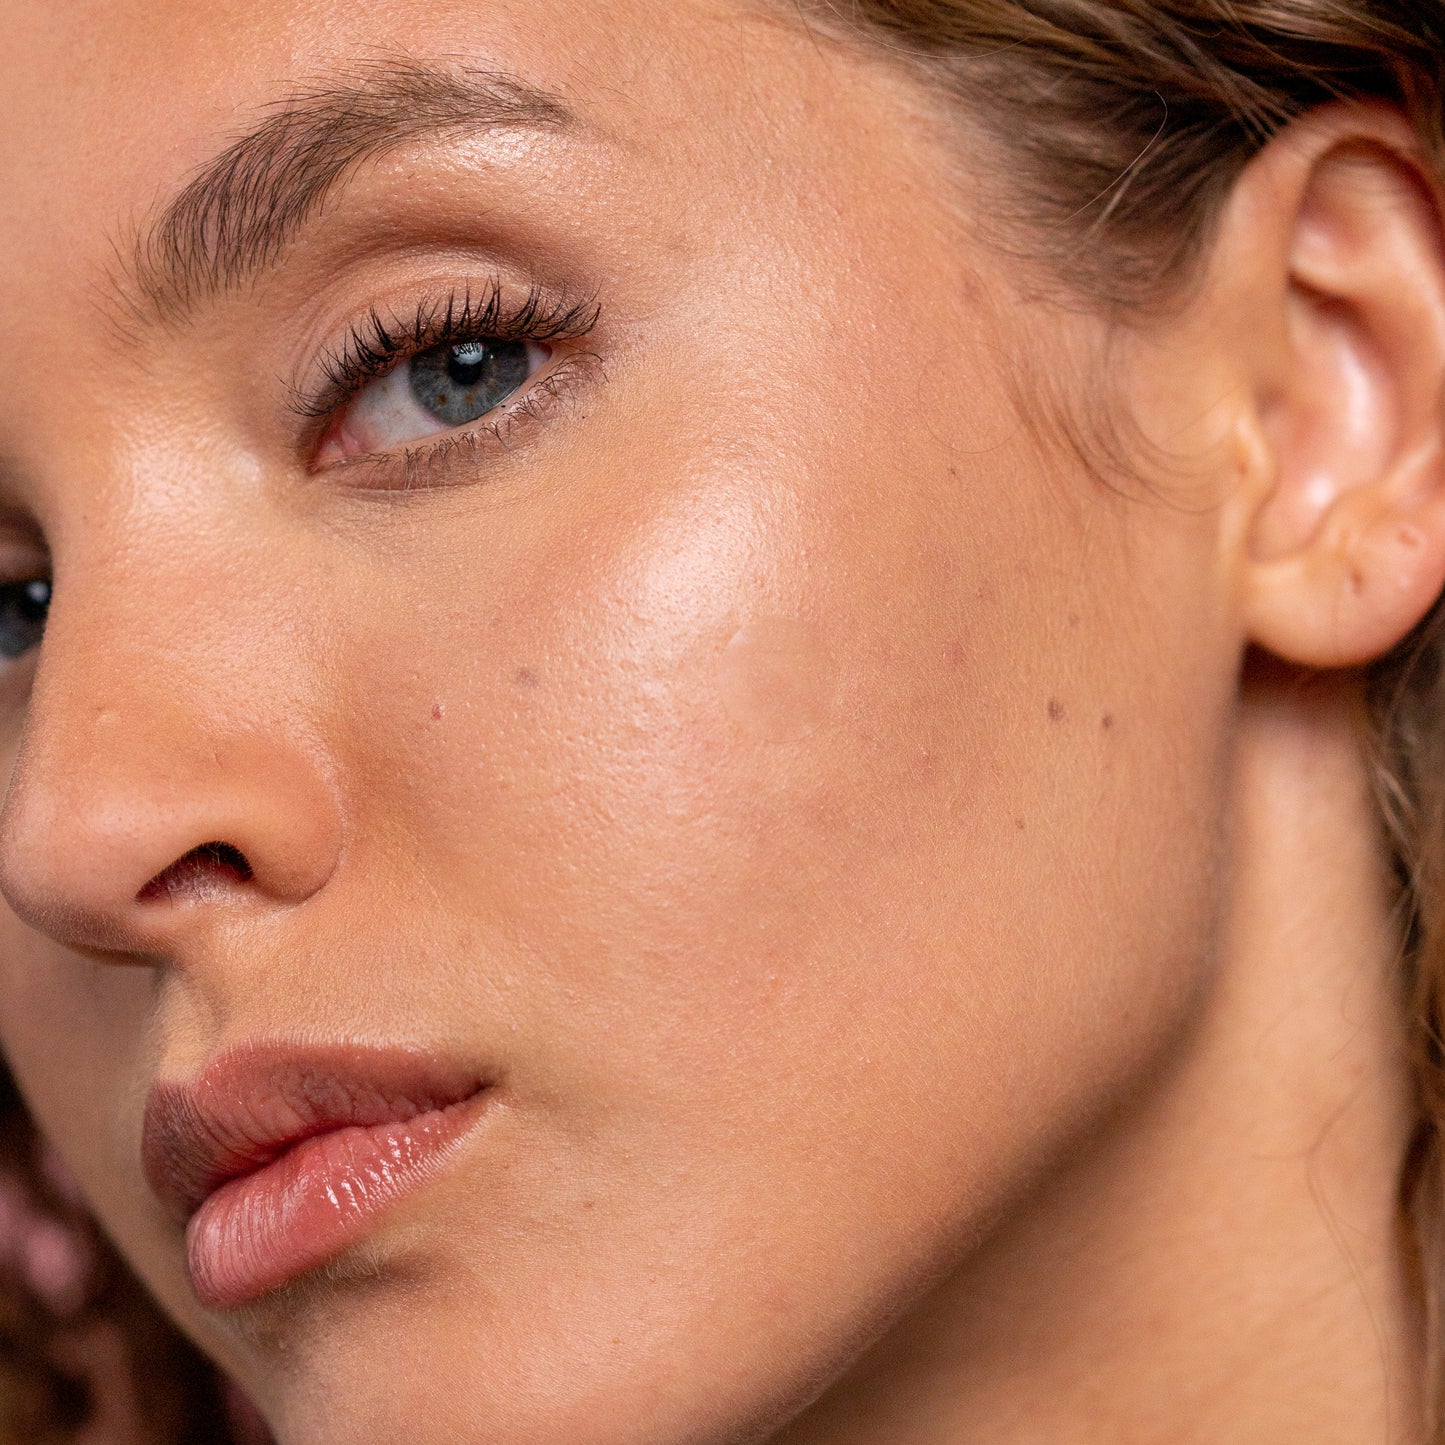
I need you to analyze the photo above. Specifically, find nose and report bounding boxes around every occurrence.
[0,592,342,959]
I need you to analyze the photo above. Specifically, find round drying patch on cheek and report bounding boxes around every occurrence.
[715,617,834,743]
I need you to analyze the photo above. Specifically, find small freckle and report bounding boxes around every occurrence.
[1047,699,1065,722]
[515,668,539,689]
[1101,713,1115,731]
[1015,817,1026,831]
[431,703,445,721]
[947,466,959,478]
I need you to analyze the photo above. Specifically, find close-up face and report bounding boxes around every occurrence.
[0,0,1370,1441]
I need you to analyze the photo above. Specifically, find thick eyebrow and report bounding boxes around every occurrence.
[122,59,575,322]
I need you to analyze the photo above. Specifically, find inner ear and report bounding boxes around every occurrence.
[1253,142,1442,563]
[1252,280,1394,563]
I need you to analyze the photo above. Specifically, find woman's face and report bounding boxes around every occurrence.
[0,1,1243,1439]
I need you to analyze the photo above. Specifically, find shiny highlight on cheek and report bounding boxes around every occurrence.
[714,617,833,743]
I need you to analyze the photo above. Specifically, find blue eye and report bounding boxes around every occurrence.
[318,336,551,463]
[0,579,49,661]
[408,339,532,429]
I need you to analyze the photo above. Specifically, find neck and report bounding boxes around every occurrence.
[781,666,1426,1444]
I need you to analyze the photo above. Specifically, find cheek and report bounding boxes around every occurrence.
[714,616,834,743]
[330,394,1223,1188]
[283,409,1232,1440]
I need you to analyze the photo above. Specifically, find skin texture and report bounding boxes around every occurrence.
[1,1,1444,1441]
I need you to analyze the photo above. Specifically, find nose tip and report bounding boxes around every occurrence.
[0,720,342,958]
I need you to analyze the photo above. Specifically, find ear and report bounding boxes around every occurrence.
[1229,106,1445,668]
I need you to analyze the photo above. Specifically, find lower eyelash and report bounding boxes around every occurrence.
[332,350,604,492]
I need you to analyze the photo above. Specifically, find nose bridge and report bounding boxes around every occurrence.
[0,554,343,954]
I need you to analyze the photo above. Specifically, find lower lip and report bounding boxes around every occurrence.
[186,1095,486,1308]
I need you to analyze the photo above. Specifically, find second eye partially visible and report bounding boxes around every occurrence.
[0,579,49,663]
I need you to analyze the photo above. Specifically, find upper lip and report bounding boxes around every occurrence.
[142,1041,487,1221]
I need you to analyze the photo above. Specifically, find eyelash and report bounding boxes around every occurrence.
[297,280,601,477]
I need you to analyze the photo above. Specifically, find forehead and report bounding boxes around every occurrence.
[0,0,852,303]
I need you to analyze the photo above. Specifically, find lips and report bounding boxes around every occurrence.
[143,1043,488,1308]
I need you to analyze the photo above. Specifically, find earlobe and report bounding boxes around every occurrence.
[1234,109,1445,669]
[1247,484,1445,667]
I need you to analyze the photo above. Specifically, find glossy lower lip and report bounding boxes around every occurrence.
[186,1091,487,1308]
[142,1042,489,1309]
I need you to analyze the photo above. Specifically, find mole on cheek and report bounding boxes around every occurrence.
[715,617,834,744]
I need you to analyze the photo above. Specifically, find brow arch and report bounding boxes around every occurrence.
[121,57,575,323]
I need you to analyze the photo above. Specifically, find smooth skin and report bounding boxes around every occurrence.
[2,1,1444,1441]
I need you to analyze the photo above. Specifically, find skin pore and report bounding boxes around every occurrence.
[2,1,1444,1442]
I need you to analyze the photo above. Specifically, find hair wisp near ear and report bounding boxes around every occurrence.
[1233,107,1445,668]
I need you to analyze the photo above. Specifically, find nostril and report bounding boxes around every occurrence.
[193,842,253,881]
[137,842,254,903]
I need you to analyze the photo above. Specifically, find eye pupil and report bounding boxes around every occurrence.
[446,342,490,388]
[409,338,531,429]
[0,578,50,661]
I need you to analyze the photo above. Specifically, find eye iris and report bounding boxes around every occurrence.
[0,579,49,661]
[408,339,531,429]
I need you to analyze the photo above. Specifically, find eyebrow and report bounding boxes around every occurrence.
[122,59,576,322]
